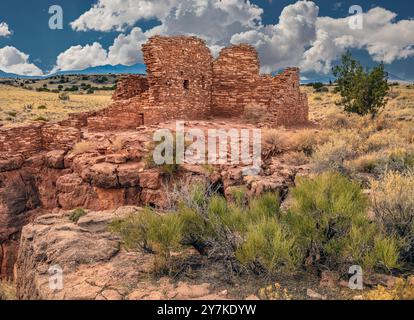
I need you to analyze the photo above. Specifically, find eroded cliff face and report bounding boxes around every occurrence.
[2,121,311,281]
[0,158,62,278]
[2,119,313,280]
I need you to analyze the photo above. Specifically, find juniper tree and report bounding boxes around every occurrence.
[333,51,389,118]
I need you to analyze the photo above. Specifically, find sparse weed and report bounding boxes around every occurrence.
[69,208,87,223]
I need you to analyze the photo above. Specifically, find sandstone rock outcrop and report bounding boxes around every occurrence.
[16,207,231,300]
[1,120,310,280]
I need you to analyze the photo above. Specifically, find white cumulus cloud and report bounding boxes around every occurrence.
[231,0,318,72]
[70,0,181,32]
[108,27,148,65]
[301,7,414,73]
[53,42,109,72]
[63,1,414,75]
[0,22,11,37]
[0,46,43,76]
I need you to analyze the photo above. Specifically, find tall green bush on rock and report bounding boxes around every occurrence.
[110,174,401,276]
[285,172,399,271]
[333,51,389,117]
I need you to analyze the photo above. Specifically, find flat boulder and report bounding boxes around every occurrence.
[0,155,24,172]
[86,163,119,188]
[138,170,160,189]
[45,150,66,169]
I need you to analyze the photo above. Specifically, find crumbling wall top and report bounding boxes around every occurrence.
[142,36,213,85]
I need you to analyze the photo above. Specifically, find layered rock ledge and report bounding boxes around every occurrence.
[16,207,232,300]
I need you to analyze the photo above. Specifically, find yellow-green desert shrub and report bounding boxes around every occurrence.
[322,112,352,129]
[365,277,414,300]
[109,209,184,270]
[145,137,181,176]
[284,172,399,271]
[69,208,87,223]
[346,153,384,174]
[262,130,290,158]
[111,190,285,275]
[236,218,302,274]
[312,126,414,177]
[363,130,406,153]
[0,281,16,300]
[311,135,358,173]
[110,174,403,276]
[288,130,322,156]
[372,171,414,262]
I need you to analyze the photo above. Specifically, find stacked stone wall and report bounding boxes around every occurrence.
[212,44,260,117]
[0,123,81,158]
[112,75,149,101]
[142,36,213,122]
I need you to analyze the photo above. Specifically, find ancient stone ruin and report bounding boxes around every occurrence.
[0,35,309,280]
[101,36,309,130]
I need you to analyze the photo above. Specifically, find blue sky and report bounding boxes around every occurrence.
[0,0,413,80]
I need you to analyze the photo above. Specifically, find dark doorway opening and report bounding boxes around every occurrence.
[183,80,190,90]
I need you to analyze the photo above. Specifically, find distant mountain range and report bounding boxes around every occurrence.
[0,63,147,79]
[300,72,411,84]
[0,63,412,84]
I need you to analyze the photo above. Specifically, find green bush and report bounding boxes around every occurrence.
[5,111,17,117]
[109,209,184,273]
[333,51,389,117]
[285,172,399,271]
[110,174,403,276]
[36,87,50,92]
[145,137,181,176]
[69,208,87,223]
[236,218,301,274]
[34,116,49,122]
[372,171,414,262]
[64,85,79,92]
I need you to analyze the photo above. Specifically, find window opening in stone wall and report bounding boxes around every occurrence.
[183,80,190,90]
[201,76,206,89]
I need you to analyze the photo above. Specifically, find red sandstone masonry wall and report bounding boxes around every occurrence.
[86,36,308,130]
[58,111,96,129]
[212,44,260,117]
[211,45,308,126]
[0,124,43,157]
[269,68,309,126]
[87,94,149,131]
[41,125,82,151]
[112,75,149,101]
[0,123,81,158]
[87,36,215,131]
[142,36,213,122]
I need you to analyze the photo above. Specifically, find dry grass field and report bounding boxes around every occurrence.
[0,84,112,125]
[304,84,414,125]
[268,84,414,184]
